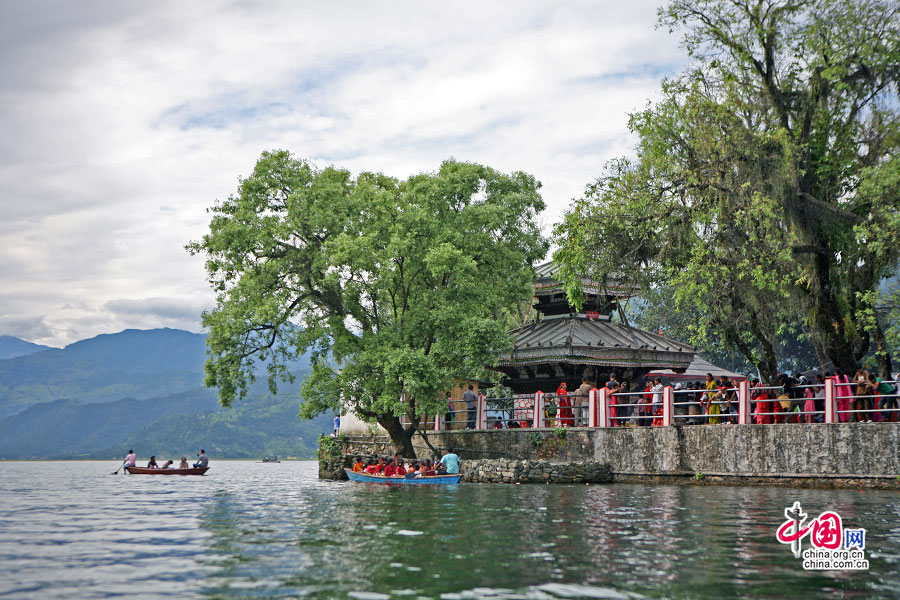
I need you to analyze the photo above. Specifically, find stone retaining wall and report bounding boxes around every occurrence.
[461,459,611,484]
[324,423,900,486]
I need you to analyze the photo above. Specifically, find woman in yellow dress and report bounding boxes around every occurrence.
[703,373,721,424]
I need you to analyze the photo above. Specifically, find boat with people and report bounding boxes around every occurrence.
[344,468,460,485]
[125,466,210,475]
[262,455,281,463]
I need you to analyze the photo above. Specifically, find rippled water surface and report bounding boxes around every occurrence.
[1,461,899,599]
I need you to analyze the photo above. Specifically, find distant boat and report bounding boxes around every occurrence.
[125,466,209,475]
[262,455,281,463]
[344,468,461,485]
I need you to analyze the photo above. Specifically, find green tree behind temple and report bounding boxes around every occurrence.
[555,0,900,381]
[189,152,548,457]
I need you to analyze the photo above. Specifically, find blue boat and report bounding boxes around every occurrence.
[344,468,461,485]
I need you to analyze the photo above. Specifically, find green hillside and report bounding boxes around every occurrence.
[97,391,328,460]
[0,383,328,459]
[0,328,328,459]
[0,388,220,458]
[0,328,310,420]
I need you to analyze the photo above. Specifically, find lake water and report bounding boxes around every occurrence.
[0,461,898,599]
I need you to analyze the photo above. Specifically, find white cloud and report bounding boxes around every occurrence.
[0,0,686,347]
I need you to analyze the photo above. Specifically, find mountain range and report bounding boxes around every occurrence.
[0,335,52,360]
[0,329,328,459]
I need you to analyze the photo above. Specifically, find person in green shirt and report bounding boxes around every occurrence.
[440,448,460,474]
[875,375,898,420]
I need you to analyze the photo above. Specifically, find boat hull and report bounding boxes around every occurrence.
[125,466,209,475]
[344,468,460,485]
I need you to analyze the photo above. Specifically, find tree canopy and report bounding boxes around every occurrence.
[189,152,548,456]
[555,0,900,381]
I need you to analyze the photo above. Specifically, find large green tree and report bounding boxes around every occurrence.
[555,0,900,380]
[189,151,547,456]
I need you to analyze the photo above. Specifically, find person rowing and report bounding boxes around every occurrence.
[116,449,137,474]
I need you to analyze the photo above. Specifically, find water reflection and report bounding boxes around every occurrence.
[0,461,898,599]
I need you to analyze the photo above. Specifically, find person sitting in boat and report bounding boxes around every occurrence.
[440,448,460,474]
[147,456,159,469]
[193,449,208,469]
[179,456,189,469]
[422,459,436,476]
[395,459,407,477]
[122,449,137,472]
[161,460,174,469]
[382,458,396,477]
[352,456,365,472]
[363,459,377,474]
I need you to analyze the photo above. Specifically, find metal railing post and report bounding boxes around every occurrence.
[825,377,836,423]
[590,387,609,428]
[738,380,750,425]
[588,388,597,427]
[477,393,486,429]
[663,386,674,426]
[533,391,545,429]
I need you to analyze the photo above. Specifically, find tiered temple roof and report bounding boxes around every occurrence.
[494,261,694,393]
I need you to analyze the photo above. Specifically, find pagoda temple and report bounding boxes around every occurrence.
[494,262,695,393]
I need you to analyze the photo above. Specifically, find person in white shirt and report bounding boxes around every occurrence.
[193,449,209,468]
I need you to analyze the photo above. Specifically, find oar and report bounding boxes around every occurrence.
[112,461,127,475]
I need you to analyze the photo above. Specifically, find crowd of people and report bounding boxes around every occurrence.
[121,449,209,471]
[748,369,899,425]
[352,449,460,477]
[528,369,900,427]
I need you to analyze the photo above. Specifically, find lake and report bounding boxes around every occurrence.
[0,461,898,599]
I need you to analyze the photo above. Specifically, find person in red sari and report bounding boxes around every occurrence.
[606,374,621,427]
[752,380,773,425]
[557,382,573,427]
[836,370,854,422]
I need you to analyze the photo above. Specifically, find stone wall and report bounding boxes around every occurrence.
[326,423,900,484]
[461,459,611,484]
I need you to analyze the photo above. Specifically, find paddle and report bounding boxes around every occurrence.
[112,461,128,475]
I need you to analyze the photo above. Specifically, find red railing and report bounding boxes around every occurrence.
[428,379,900,430]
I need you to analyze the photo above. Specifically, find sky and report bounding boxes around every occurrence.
[0,1,687,348]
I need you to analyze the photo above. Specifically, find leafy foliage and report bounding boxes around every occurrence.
[190,152,548,455]
[317,434,344,460]
[556,0,900,380]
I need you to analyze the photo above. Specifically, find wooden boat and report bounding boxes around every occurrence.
[262,455,281,463]
[125,466,209,475]
[344,468,460,485]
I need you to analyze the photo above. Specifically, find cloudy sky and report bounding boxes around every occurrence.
[0,1,687,348]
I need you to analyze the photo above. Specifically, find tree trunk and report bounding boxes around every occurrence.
[379,415,417,458]
[802,249,862,375]
[871,316,894,379]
